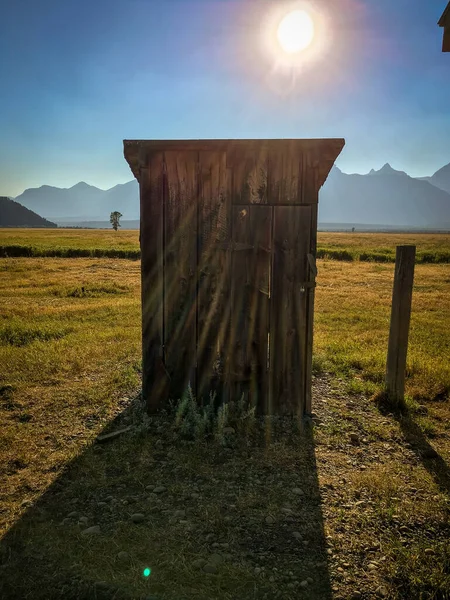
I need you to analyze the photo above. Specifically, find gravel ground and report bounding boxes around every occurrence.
[1,375,449,600]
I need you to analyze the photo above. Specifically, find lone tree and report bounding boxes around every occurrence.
[110,211,122,231]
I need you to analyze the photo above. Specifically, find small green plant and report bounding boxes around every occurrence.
[174,386,206,440]
[0,384,17,410]
[51,284,130,298]
[0,323,72,346]
[171,388,256,444]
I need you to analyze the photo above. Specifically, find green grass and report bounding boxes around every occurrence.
[317,233,450,263]
[0,320,73,346]
[314,261,450,403]
[0,228,140,259]
[0,244,141,259]
[2,229,449,263]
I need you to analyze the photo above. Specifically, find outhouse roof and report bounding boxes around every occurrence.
[123,138,345,191]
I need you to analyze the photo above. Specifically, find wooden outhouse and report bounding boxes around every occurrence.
[439,2,450,52]
[124,139,345,416]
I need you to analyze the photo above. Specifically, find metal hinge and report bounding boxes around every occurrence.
[307,253,317,278]
[299,282,317,292]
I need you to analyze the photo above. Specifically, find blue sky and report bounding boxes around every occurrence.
[1,0,449,197]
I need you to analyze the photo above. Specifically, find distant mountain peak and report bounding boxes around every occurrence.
[70,181,96,190]
[377,163,408,176]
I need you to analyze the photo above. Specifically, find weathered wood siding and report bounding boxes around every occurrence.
[139,153,167,411]
[197,151,229,403]
[163,151,198,401]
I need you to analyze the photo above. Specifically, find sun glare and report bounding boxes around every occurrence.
[277,9,315,54]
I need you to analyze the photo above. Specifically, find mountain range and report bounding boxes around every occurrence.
[8,161,450,229]
[13,180,138,221]
[320,163,450,229]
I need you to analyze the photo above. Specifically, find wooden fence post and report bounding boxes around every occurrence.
[385,245,416,407]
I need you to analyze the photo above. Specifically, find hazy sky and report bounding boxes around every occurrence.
[1,0,449,197]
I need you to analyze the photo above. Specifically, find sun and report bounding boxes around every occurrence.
[277,9,315,54]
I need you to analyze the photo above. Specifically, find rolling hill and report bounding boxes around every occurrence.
[418,162,450,194]
[0,197,57,228]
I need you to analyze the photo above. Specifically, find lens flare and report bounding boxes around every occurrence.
[277,9,315,54]
[143,568,151,577]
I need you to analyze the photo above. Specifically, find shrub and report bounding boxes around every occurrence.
[171,387,256,444]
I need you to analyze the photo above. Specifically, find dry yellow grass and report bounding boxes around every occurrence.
[318,232,450,254]
[0,258,141,537]
[1,233,449,599]
[0,228,139,251]
[1,254,449,531]
[314,260,450,403]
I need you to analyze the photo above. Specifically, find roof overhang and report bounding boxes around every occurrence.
[123,138,345,191]
[439,1,450,51]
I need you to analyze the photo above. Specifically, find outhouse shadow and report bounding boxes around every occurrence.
[0,398,332,600]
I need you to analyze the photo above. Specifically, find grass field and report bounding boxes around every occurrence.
[0,228,141,258]
[0,228,139,251]
[317,232,450,263]
[1,229,449,262]
[1,230,449,599]
[314,261,450,403]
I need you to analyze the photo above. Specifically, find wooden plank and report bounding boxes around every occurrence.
[302,148,321,203]
[163,151,198,401]
[228,142,268,205]
[304,204,319,416]
[140,155,168,413]
[197,151,229,403]
[303,152,320,414]
[268,141,302,205]
[385,246,416,407]
[229,206,251,405]
[228,206,271,411]
[218,167,234,406]
[269,205,311,416]
[253,207,272,415]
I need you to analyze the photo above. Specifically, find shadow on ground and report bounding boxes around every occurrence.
[0,398,332,600]
[396,410,450,495]
[376,395,450,495]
